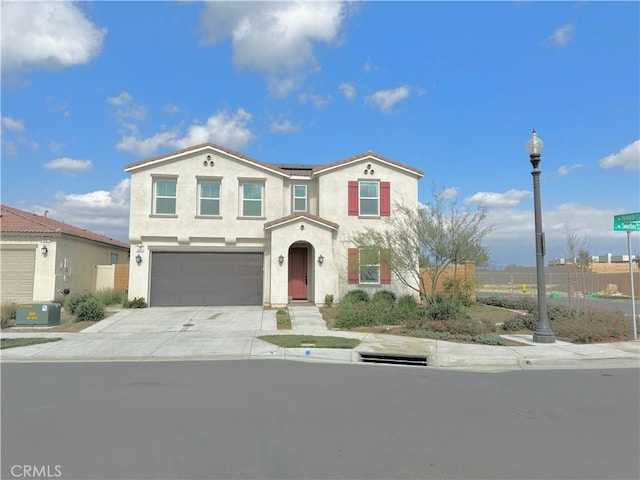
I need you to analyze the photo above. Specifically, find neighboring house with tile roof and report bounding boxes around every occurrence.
[0,205,130,304]
[125,142,424,307]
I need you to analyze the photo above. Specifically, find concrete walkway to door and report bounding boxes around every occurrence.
[288,305,327,330]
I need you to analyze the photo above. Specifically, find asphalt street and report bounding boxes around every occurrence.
[2,361,639,480]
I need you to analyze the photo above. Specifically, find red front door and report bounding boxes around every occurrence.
[288,247,308,300]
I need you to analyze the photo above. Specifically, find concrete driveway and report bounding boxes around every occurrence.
[1,307,283,362]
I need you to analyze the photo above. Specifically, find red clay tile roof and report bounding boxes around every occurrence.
[0,205,130,249]
[264,212,339,231]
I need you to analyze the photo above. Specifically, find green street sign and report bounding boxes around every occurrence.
[614,212,640,231]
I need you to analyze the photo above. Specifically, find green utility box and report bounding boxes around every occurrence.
[16,303,61,326]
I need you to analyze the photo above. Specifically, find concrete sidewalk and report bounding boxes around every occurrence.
[1,306,639,370]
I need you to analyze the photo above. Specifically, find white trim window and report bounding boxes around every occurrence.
[359,181,379,216]
[199,180,221,216]
[293,184,307,212]
[241,182,263,217]
[154,178,177,215]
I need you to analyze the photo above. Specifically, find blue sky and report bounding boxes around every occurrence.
[1,1,638,268]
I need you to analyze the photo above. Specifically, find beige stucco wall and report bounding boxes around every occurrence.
[127,148,421,305]
[267,219,338,306]
[1,234,128,303]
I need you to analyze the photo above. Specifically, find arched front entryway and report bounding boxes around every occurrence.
[287,242,314,301]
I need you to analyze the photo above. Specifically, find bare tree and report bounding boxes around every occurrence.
[563,224,590,314]
[351,186,493,299]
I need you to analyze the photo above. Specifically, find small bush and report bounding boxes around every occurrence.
[372,290,396,304]
[65,292,95,315]
[124,297,148,309]
[324,294,334,308]
[1,302,17,329]
[423,296,470,322]
[75,297,105,322]
[341,289,370,304]
[276,308,287,315]
[94,289,127,306]
[502,314,538,332]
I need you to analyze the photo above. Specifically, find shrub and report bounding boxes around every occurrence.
[124,297,148,309]
[324,294,334,308]
[443,276,476,306]
[423,296,470,322]
[94,288,127,306]
[1,302,17,329]
[276,308,287,315]
[65,292,95,315]
[502,314,537,332]
[333,300,401,329]
[341,289,370,304]
[372,290,396,304]
[74,297,105,322]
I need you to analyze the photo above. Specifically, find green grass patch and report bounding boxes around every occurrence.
[1,338,62,349]
[276,308,291,329]
[258,335,360,349]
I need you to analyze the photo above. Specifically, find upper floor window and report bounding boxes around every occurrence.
[154,178,177,215]
[348,180,390,217]
[359,181,379,216]
[241,182,263,217]
[199,181,221,216]
[293,185,307,212]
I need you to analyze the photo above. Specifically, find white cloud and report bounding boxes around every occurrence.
[298,92,332,109]
[482,202,631,266]
[556,163,584,175]
[339,82,357,100]
[116,108,253,156]
[545,23,575,47]
[439,187,459,200]
[107,91,147,121]
[29,179,131,243]
[366,86,411,112]
[270,119,299,133]
[465,189,531,208]
[2,116,25,132]
[199,1,347,97]
[599,140,640,171]
[364,56,380,73]
[44,157,93,174]
[164,104,181,115]
[1,2,106,72]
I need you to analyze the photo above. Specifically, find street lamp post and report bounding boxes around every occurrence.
[527,129,556,343]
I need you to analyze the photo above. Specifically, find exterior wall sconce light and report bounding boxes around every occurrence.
[41,245,48,255]
[278,254,284,265]
[135,254,143,265]
[318,254,324,265]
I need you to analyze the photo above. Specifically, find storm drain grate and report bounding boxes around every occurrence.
[359,352,428,366]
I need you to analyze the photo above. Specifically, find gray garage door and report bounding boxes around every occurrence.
[0,248,35,304]
[150,252,263,306]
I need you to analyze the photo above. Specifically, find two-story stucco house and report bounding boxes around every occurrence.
[125,143,423,307]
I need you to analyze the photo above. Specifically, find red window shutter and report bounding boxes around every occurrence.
[380,181,391,216]
[381,249,392,284]
[348,181,359,216]
[348,248,359,284]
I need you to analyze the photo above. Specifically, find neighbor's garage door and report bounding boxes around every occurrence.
[0,248,35,304]
[149,252,263,306]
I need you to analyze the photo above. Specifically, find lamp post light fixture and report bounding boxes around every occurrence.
[527,129,556,343]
